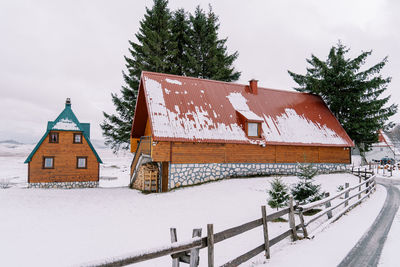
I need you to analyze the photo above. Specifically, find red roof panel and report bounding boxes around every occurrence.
[132,71,354,147]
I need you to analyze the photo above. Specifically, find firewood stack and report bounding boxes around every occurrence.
[132,163,159,192]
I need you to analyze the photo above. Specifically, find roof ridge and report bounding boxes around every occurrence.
[141,71,311,96]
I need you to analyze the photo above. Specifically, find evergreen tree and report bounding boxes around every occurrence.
[101,2,241,151]
[170,9,195,76]
[189,5,240,81]
[101,0,174,151]
[291,164,324,204]
[288,42,397,152]
[268,177,289,210]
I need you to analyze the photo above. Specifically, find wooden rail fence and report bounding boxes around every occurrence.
[83,170,377,267]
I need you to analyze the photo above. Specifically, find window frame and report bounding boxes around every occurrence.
[246,121,261,138]
[42,156,55,169]
[49,132,59,143]
[76,156,88,169]
[73,133,83,144]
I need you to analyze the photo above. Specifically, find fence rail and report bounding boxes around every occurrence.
[83,169,377,267]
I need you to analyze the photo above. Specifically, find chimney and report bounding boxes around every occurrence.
[249,79,258,94]
[66,98,71,107]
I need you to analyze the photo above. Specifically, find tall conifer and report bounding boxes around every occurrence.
[102,2,241,151]
[288,42,397,152]
[189,6,240,81]
[101,0,173,151]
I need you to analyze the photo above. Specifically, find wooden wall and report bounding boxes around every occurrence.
[151,141,350,164]
[29,131,99,183]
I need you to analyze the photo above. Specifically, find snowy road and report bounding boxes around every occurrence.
[338,178,400,267]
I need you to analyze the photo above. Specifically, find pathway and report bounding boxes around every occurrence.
[338,177,400,267]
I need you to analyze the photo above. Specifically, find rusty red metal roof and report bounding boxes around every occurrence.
[131,71,354,147]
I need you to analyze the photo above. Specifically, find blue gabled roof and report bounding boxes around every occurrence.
[25,100,102,164]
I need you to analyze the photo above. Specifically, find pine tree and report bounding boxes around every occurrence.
[288,42,397,152]
[267,177,289,210]
[291,163,323,204]
[170,9,195,76]
[102,2,241,151]
[189,5,240,81]
[101,0,174,151]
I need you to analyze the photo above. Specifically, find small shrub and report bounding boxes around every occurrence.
[337,185,344,192]
[267,177,289,210]
[291,163,324,204]
[0,179,11,189]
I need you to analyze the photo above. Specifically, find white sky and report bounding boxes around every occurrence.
[1,0,399,144]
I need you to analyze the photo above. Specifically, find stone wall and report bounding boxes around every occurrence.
[169,163,347,189]
[28,181,99,189]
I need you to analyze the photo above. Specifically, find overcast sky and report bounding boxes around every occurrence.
[1,0,399,144]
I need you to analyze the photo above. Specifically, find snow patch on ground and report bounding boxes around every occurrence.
[251,184,386,267]
[379,186,400,267]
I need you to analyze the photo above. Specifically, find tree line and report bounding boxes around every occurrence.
[102,0,397,155]
[101,0,240,151]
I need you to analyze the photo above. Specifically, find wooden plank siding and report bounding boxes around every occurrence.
[151,141,350,164]
[29,131,99,183]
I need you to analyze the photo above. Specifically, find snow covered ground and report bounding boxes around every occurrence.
[0,142,132,187]
[0,142,385,266]
[378,171,400,267]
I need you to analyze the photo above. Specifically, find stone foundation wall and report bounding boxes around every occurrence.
[169,163,347,189]
[28,181,99,189]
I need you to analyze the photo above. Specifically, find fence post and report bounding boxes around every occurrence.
[261,206,270,259]
[344,183,350,207]
[298,209,308,238]
[207,224,214,267]
[358,176,362,200]
[170,228,180,267]
[288,196,298,241]
[324,192,332,219]
[358,167,360,177]
[190,229,202,267]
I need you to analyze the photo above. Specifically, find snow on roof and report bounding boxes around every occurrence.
[52,118,80,130]
[263,109,347,145]
[227,92,263,121]
[133,71,354,147]
[165,78,182,85]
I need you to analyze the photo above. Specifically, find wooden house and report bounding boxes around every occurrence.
[365,129,399,163]
[25,98,102,188]
[130,71,354,192]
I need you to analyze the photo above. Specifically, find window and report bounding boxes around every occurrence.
[74,133,82,144]
[49,132,59,143]
[247,122,260,137]
[77,157,87,169]
[43,157,54,169]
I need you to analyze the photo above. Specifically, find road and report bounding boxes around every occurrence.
[338,177,400,267]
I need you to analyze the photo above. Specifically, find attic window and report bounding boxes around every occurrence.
[49,132,59,143]
[247,122,260,137]
[74,133,82,144]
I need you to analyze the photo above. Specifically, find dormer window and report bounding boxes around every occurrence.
[49,132,59,143]
[247,122,260,137]
[74,133,82,144]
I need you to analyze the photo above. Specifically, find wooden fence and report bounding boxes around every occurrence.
[83,170,376,267]
[297,172,376,238]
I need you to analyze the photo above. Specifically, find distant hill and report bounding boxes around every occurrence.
[0,140,24,145]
